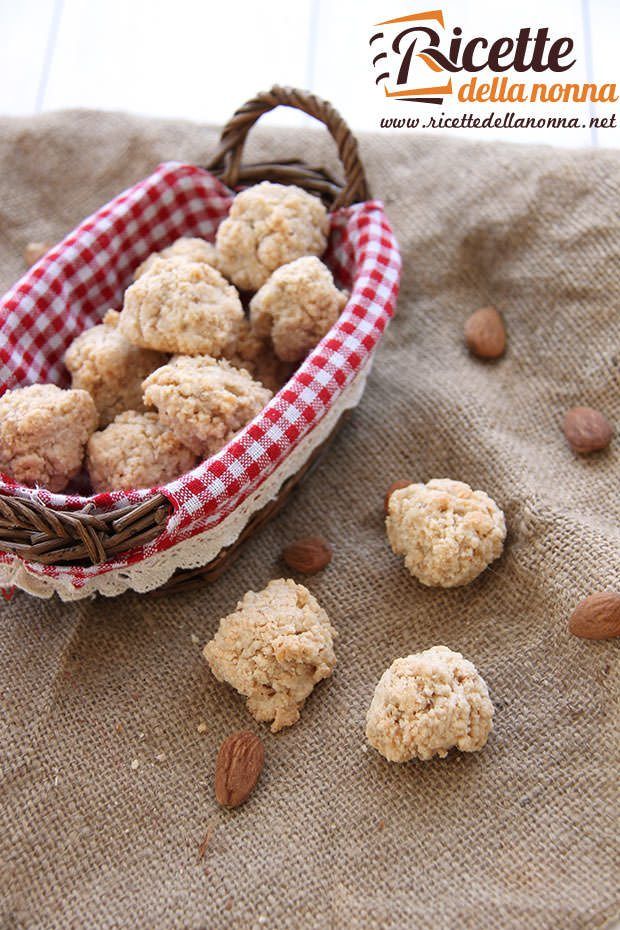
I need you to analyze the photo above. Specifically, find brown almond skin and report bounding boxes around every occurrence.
[563,407,613,454]
[568,592,620,640]
[282,536,332,575]
[24,241,52,267]
[464,306,506,359]
[384,479,410,515]
[214,731,264,808]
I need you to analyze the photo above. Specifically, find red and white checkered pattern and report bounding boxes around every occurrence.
[0,162,401,589]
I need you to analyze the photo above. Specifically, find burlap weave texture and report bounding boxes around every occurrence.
[0,110,618,930]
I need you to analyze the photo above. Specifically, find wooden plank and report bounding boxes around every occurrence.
[41,0,314,126]
[0,0,58,115]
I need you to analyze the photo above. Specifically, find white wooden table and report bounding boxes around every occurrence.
[1,0,618,147]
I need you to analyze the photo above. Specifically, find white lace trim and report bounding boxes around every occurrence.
[0,367,369,600]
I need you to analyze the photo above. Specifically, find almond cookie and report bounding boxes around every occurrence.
[142,355,272,458]
[386,478,506,587]
[64,310,167,426]
[87,410,196,492]
[133,236,218,280]
[215,181,329,291]
[203,578,337,732]
[0,384,97,492]
[250,256,347,362]
[119,258,244,356]
[366,646,494,762]
[223,317,294,393]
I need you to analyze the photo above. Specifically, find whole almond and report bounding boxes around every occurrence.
[568,592,620,640]
[282,536,332,574]
[214,731,264,808]
[464,306,506,359]
[24,241,52,267]
[384,479,410,515]
[563,407,613,454]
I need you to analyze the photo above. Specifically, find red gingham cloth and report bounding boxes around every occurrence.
[0,162,401,589]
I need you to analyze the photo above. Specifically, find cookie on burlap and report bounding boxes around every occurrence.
[386,478,506,587]
[203,578,338,732]
[366,646,494,762]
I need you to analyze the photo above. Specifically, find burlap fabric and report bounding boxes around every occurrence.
[0,111,618,930]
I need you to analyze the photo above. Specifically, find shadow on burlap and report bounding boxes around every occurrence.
[0,110,618,930]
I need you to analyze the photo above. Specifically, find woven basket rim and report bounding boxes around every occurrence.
[0,87,397,571]
[0,189,379,560]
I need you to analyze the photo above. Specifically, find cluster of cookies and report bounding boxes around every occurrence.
[203,478,502,763]
[203,576,493,761]
[0,183,348,494]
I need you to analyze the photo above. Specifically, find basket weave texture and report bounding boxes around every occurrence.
[0,162,400,594]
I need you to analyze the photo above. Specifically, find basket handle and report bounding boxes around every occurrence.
[206,85,369,209]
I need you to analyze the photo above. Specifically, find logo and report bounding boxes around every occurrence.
[371,10,453,104]
[370,8,618,110]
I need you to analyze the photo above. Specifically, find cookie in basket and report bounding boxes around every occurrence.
[216,181,329,291]
[142,355,272,457]
[250,256,348,362]
[87,411,197,492]
[0,384,97,492]
[133,236,219,280]
[222,317,294,392]
[64,310,167,427]
[119,258,244,356]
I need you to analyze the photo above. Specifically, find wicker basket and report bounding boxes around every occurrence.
[0,86,401,600]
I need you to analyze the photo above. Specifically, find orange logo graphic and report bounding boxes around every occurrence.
[370,9,453,104]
